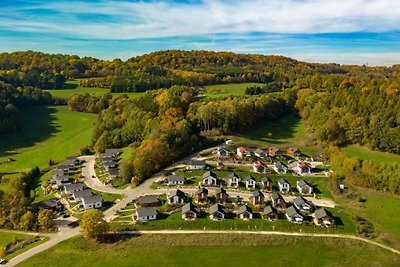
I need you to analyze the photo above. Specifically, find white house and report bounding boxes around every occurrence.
[253,161,268,173]
[236,147,246,157]
[293,161,312,175]
[225,139,233,145]
[254,148,268,158]
[209,204,226,221]
[273,162,288,174]
[182,203,200,220]
[237,205,253,220]
[81,195,102,210]
[135,207,157,222]
[167,175,185,186]
[226,173,240,187]
[72,189,92,202]
[203,171,217,186]
[245,175,256,189]
[296,180,313,194]
[278,179,290,192]
[285,206,305,223]
[64,183,83,195]
[216,147,230,157]
[294,196,315,212]
[168,189,186,204]
[187,160,206,170]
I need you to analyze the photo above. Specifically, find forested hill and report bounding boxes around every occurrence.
[0,50,395,92]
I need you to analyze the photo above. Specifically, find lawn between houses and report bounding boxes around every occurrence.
[16,234,400,267]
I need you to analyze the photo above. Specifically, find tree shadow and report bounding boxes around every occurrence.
[63,81,78,90]
[0,106,60,158]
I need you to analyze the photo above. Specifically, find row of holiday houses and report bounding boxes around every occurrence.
[63,182,103,210]
[166,172,314,195]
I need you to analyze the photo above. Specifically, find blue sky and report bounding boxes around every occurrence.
[1,0,400,65]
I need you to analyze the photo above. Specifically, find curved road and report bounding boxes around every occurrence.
[5,152,394,266]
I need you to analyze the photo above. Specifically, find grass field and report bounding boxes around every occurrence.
[17,234,400,266]
[202,83,264,99]
[45,80,145,99]
[230,115,319,155]
[0,232,30,247]
[0,106,96,189]
[342,144,400,164]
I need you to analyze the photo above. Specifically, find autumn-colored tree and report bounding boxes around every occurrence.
[80,209,109,240]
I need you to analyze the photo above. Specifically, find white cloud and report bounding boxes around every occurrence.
[1,0,400,39]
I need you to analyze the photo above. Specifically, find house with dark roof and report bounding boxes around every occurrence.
[57,164,70,174]
[226,173,240,187]
[253,161,268,174]
[64,183,83,195]
[102,149,119,159]
[168,189,186,204]
[262,205,278,221]
[182,203,200,220]
[245,175,256,189]
[268,147,282,157]
[311,154,324,162]
[314,208,335,227]
[82,195,102,210]
[37,199,61,211]
[271,193,286,209]
[103,161,117,172]
[285,206,305,223]
[72,189,92,202]
[216,147,230,157]
[293,161,312,175]
[209,204,227,221]
[237,205,253,220]
[135,207,157,222]
[167,175,185,185]
[254,148,268,158]
[250,190,265,206]
[187,160,206,170]
[215,187,229,203]
[261,177,272,191]
[194,187,208,203]
[202,171,217,186]
[137,195,160,207]
[278,179,290,192]
[108,169,119,179]
[287,147,301,158]
[293,196,315,212]
[296,180,313,194]
[53,174,70,187]
[273,161,288,174]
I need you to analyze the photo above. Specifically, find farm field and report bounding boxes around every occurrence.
[0,106,96,189]
[231,115,319,155]
[45,80,145,99]
[202,83,264,99]
[17,234,400,266]
[341,144,400,165]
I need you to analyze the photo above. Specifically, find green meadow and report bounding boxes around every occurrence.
[202,83,264,99]
[0,232,30,247]
[342,144,400,164]
[45,80,145,99]
[17,234,400,267]
[0,106,96,189]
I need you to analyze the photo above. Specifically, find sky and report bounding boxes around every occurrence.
[1,0,400,66]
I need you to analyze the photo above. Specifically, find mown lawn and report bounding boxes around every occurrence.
[0,232,30,247]
[0,106,96,190]
[341,144,400,164]
[17,234,400,266]
[231,115,319,155]
[45,80,144,99]
[202,83,264,99]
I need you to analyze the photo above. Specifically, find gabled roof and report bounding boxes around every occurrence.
[262,205,276,215]
[237,205,252,214]
[189,160,206,166]
[315,208,332,220]
[254,148,266,154]
[295,161,311,169]
[285,206,302,218]
[254,161,266,168]
[182,202,200,214]
[237,147,246,153]
[261,177,272,183]
[253,190,264,198]
[72,189,92,198]
[297,180,311,188]
[64,183,83,192]
[274,161,284,168]
[105,148,119,155]
[203,171,217,179]
[168,175,185,182]
[37,199,59,209]
[109,169,119,177]
[228,173,239,179]
[138,195,159,204]
[215,187,227,195]
[278,178,289,185]
[270,147,280,152]
[288,147,300,152]
[169,189,186,199]
[245,175,255,182]
[66,156,78,161]
[271,193,283,201]
[294,196,308,206]
[195,187,208,195]
[209,203,226,215]
[136,207,157,217]
[54,175,69,182]
[82,194,102,204]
